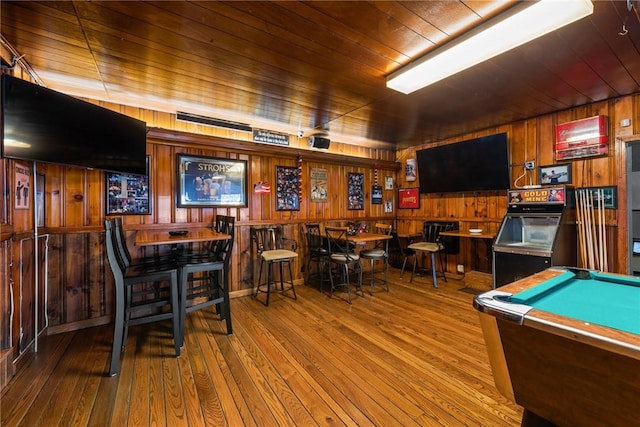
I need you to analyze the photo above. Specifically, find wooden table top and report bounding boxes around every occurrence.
[349,232,392,243]
[134,227,231,247]
[440,230,496,239]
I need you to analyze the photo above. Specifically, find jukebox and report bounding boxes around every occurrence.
[493,186,576,288]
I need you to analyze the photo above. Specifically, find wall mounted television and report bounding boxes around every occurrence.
[1,74,147,175]
[417,133,510,194]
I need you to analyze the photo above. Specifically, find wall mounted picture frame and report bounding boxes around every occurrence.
[385,176,394,190]
[14,163,30,210]
[177,154,248,208]
[539,163,572,185]
[371,184,383,204]
[384,199,393,213]
[275,165,300,211]
[578,186,617,209]
[347,172,364,210]
[106,156,151,214]
[310,167,328,202]
[398,187,419,209]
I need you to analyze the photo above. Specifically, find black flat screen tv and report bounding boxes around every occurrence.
[417,133,510,194]
[1,74,147,175]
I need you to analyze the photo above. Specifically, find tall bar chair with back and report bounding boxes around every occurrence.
[324,225,364,304]
[104,219,181,376]
[302,223,330,292]
[359,223,392,295]
[251,225,298,306]
[175,215,235,346]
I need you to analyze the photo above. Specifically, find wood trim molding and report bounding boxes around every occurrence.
[147,127,401,171]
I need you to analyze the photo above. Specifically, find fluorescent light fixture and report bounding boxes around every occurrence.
[387,0,594,94]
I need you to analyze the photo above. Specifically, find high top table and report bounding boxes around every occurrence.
[134,228,231,247]
[439,229,496,274]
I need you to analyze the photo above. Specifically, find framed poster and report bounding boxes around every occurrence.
[539,163,571,185]
[578,186,617,209]
[384,199,393,213]
[371,184,383,204]
[384,176,394,190]
[398,187,419,209]
[347,172,364,210]
[310,167,328,202]
[106,156,151,214]
[177,154,248,207]
[14,163,30,210]
[275,165,300,211]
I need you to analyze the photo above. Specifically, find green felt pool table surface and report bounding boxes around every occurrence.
[510,269,640,335]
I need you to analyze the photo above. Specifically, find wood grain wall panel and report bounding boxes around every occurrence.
[62,167,86,227]
[46,234,63,327]
[0,239,11,349]
[17,237,35,354]
[62,233,88,324]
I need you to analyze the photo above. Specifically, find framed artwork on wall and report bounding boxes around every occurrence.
[578,186,617,209]
[398,187,419,209]
[539,163,572,185]
[14,163,30,210]
[310,167,328,202]
[371,184,383,204]
[385,176,394,190]
[275,165,300,211]
[347,172,364,210]
[177,154,248,208]
[106,156,151,214]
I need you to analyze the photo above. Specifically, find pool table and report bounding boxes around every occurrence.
[474,267,640,427]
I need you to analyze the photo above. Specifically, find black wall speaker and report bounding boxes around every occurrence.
[308,135,330,149]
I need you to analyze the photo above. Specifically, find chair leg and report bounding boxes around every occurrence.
[265,262,272,306]
[169,271,181,357]
[369,258,375,295]
[109,285,125,377]
[430,252,438,288]
[410,255,417,283]
[287,261,297,300]
[179,267,189,348]
[343,264,352,304]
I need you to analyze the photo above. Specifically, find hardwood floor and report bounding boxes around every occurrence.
[1,270,523,426]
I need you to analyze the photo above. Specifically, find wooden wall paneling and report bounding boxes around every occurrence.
[536,115,555,168]
[17,237,35,354]
[46,234,63,327]
[86,170,104,227]
[87,231,106,320]
[62,233,88,324]
[37,235,47,333]
[0,239,11,348]
[62,167,86,227]
[46,164,62,228]
[154,144,177,224]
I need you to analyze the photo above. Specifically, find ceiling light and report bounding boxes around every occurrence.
[387,0,594,94]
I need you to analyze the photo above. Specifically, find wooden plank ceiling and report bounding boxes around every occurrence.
[1,1,640,149]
